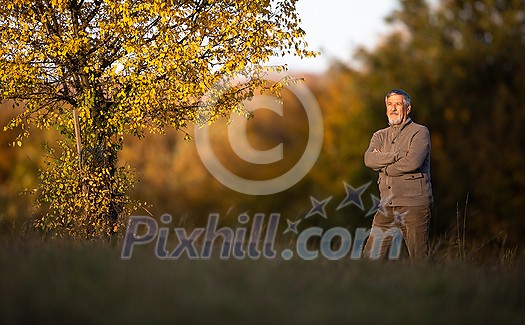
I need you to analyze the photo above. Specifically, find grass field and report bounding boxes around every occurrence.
[1,236,524,324]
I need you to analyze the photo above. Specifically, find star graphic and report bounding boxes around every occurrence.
[304,196,332,219]
[365,194,390,217]
[283,218,301,235]
[393,210,408,226]
[366,194,380,217]
[336,181,371,211]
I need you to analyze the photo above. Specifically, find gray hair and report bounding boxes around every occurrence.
[385,89,411,107]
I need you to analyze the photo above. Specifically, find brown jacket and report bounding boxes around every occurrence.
[364,117,433,206]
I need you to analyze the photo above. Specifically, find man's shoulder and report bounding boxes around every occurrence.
[372,127,389,138]
[406,119,430,133]
[374,125,390,134]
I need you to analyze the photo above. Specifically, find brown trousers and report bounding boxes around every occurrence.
[363,204,431,260]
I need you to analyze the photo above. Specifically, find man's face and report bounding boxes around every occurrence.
[386,94,411,125]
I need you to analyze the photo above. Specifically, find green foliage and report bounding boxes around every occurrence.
[353,0,525,241]
[33,140,138,238]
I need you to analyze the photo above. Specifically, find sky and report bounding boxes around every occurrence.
[269,0,399,73]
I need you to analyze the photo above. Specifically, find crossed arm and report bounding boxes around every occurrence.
[364,128,430,176]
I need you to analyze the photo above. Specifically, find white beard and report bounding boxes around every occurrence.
[388,115,403,125]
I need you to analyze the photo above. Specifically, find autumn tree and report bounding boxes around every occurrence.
[0,0,314,238]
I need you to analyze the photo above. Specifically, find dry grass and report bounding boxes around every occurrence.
[1,235,524,324]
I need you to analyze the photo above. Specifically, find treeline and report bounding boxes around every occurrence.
[1,0,524,244]
[351,0,525,243]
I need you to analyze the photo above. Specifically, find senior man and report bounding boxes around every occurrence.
[363,89,433,259]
